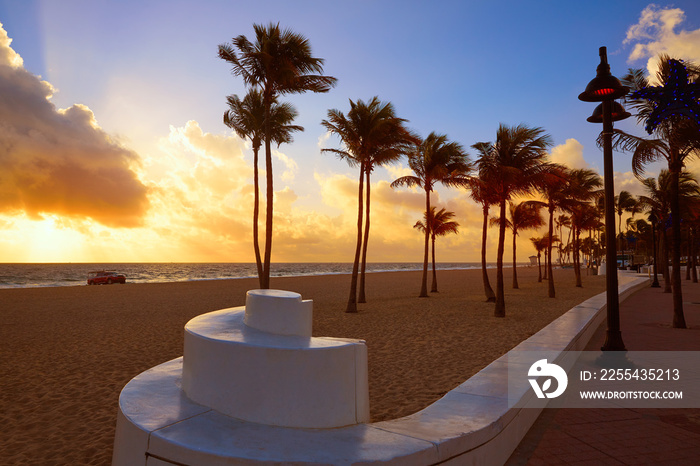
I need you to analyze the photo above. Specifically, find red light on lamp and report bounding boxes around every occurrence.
[593,88,615,97]
[578,47,629,102]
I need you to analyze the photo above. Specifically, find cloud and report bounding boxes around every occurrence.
[384,163,415,181]
[317,131,331,149]
[625,5,700,80]
[0,23,148,227]
[273,149,299,183]
[0,23,23,68]
[549,139,589,170]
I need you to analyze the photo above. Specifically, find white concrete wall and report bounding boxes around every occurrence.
[113,275,649,465]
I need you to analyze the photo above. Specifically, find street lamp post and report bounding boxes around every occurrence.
[579,47,630,352]
[649,212,661,288]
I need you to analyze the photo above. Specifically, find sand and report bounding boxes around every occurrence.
[0,266,605,465]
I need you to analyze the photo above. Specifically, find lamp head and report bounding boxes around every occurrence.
[586,101,631,123]
[578,47,629,102]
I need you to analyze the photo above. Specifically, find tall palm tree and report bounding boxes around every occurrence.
[476,124,553,316]
[564,169,603,287]
[219,23,337,289]
[613,56,700,328]
[223,90,302,286]
[467,173,500,302]
[639,170,700,293]
[322,97,417,312]
[491,201,545,289]
[534,166,569,299]
[392,132,471,298]
[414,207,460,292]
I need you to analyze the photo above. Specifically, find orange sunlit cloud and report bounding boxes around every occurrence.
[0,24,149,228]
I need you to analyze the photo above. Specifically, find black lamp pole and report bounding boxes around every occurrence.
[579,47,629,352]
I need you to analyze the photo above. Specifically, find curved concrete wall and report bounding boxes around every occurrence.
[113,274,649,465]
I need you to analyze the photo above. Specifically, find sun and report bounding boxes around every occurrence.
[0,216,88,263]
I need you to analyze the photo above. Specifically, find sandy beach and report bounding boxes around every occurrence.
[0,266,605,465]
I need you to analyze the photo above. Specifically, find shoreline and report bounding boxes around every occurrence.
[0,267,604,465]
[0,262,541,290]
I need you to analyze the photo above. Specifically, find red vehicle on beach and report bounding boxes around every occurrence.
[87,271,126,285]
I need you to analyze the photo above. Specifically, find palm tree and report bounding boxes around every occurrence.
[569,203,602,287]
[219,23,337,289]
[565,169,603,287]
[639,170,700,293]
[476,124,553,317]
[613,56,700,328]
[555,214,571,265]
[322,97,417,312]
[414,207,460,292]
[224,90,302,286]
[491,201,545,289]
[392,132,471,298]
[530,236,547,282]
[467,173,499,302]
[535,166,569,299]
[614,190,638,266]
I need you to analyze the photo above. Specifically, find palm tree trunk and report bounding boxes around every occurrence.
[495,199,507,317]
[547,205,555,298]
[669,165,687,328]
[431,234,438,292]
[261,89,274,290]
[686,236,691,281]
[419,187,430,298]
[537,252,542,282]
[662,226,671,293]
[574,227,582,287]
[618,213,623,268]
[543,247,548,280]
[263,131,273,289]
[512,230,519,289]
[346,161,365,313]
[692,228,698,283]
[359,166,371,303]
[252,147,264,288]
[481,205,496,302]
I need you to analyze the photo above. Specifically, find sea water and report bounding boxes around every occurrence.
[0,262,492,289]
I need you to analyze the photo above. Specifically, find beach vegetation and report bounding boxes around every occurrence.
[322,97,418,312]
[530,236,547,282]
[392,132,471,298]
[475,124,554,317]
[466,167,499,302]
[614,190,641,267]
[491,201,545,289]
[219,23,337,289]
[639,170,700,293]
[223,90,302,286]
[413,207,460,293]
[613,55,700,328]
[563,168,603,287]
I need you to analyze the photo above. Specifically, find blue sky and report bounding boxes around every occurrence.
[0,1,699,262]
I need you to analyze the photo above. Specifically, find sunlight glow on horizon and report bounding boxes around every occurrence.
[0,2,699,263]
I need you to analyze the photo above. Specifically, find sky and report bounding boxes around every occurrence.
[0,0,699,263]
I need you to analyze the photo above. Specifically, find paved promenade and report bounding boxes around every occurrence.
[507,276,700,465]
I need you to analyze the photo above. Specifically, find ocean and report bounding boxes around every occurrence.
[0,262,495,289]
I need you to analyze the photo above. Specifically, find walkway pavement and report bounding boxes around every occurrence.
[507,276,700,465]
